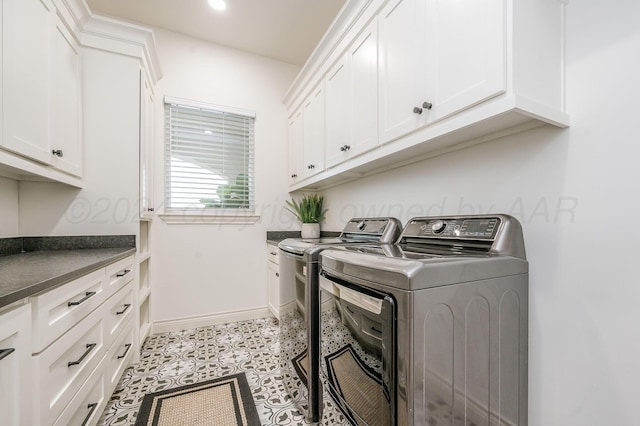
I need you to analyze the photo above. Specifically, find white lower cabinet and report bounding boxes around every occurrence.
[0,303,32,426]
[33,306,105,425]
[105,323,135,391]
[266,244,280,319]
[28,256,137,426]
[54,362,107,426]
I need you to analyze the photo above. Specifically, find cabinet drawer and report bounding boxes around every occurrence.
[267,244,279,265]
[0,304,32,426]
[106,322,135,391]
[31,268,105,353]
[34,307,105,425]
[104,256,134,300]
[104,282,134,349]
[53,360,106,426]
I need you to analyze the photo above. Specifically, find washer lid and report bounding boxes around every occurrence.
[320,246,528,291]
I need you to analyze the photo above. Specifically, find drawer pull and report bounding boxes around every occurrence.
[275,272,279,277]
[0,348,15,361]
[117,343,132,360]
[116,269,131,278]
[371,326,382,334]
[116,304,132,315]
[270,252,277,256]
[68,291,97,307]
[81,402,98,426]
[68,343,97,367]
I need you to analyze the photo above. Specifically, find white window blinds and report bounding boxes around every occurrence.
[164,97,255,211]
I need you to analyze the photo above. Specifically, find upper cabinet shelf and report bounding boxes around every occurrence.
[284,0,570,191]
[0,0,161,188]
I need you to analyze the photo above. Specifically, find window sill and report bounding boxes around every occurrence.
[159,211,261,225]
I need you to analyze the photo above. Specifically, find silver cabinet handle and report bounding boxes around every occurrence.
[52,149,64,157]
[413,102,433,115]
[340,145,351,152]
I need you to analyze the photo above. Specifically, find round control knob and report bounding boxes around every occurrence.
[356,220,366,231]
[431,220,446,234]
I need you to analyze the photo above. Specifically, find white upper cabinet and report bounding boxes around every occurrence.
[283,0,569,190]
[50,15,83,177]
[325,54,351,167]
[379,0,428,143]
[288,108,303,186]
[139,69,155,218]
[2,0,54,165]
[424,0,505,123]
[302,83,325,178]
[350,18,379,157]
[0,0,84,182]
[326,17,379,168]
[379,0,505,144]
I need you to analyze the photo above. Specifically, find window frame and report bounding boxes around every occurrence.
[160,96,260,225]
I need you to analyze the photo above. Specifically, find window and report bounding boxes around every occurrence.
[164,97,255,216]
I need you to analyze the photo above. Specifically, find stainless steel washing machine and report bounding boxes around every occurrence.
[319,215,529,426]
[278,217,402,422]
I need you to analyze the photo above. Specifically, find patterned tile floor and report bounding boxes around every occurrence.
[98,317,350,426]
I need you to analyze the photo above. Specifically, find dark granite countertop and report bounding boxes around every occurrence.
[0,235,136,309]
[266,230,341,245]
[0,247,135,309]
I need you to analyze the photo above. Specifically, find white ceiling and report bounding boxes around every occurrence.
[85,0,347,66]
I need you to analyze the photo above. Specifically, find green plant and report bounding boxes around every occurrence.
[200,174,250,209]
[286,193,327,223]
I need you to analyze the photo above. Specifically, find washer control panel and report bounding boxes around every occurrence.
[404,217,501,240]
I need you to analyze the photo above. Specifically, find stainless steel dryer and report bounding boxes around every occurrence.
[319,215,529,426]
[278,217,402,422]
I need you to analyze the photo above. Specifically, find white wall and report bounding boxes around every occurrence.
[321,1,640,424]
[18,49,140,237]
[150,29,300,323]
[0,177,19,237]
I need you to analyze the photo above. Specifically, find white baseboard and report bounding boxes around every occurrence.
[152,307,274,334]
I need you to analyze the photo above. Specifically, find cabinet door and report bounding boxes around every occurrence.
[140,70,154,218]
[2,0,53,164]
[425,0,505,122]
[350,17,379,157]
[378,0,427,144]
[0,304,32,426]
[267,261,280,319]
[325,54,351,168]
[50,16,83,177]
[302,84,325,178]
[287,108,303,186]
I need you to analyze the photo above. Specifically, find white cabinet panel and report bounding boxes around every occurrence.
[302,84,325,178]
[30,268,105,354]
[378,0,427,143]
[349,19,379,157]
[425,0,505,122]
[0,304,32,426]
[50,16,82,177]
[1,0,53,164]
[139,69,154,218]
[33,306,105,426]
[267,260,280,319]
[325,55,351,167]
[287,108,303,185]
[380,0,506,143]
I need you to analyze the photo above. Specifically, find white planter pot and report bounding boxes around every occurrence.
[301,223,320,239]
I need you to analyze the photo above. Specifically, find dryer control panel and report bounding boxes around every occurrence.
[404,217,501,240]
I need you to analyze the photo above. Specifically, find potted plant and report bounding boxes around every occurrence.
[286,193,327,238]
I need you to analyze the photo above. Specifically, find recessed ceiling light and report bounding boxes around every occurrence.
[208,0,226,11]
